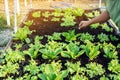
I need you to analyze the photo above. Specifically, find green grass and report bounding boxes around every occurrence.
[0,14,9,30]
[0,13,25,30]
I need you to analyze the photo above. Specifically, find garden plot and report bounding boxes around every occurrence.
[0,8,120,80]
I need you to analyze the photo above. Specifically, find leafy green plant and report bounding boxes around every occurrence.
[73,8,84,17]
[52,9,63,17]
[71,74,88,80]
[13,26,33,41]
[80,40,100,60]
[85,10,99,19]
[40,61,62,75]
[93,10,100,17]
[100,75,109,80]
[32,11,41,18]
[85,62,105,78]
[40,41,65,59]
[65,61,86,75]
[97,33,109,42]
[0,62,19,77]
[109,74,120,80]
[63,8,73,16]
[38,61,69,80]
[5,48,24,63]
[61,42,84,59]
[23,73,38,80]
[101,23,113,32]
[110,35,118,41]
[85,12,94,18]
[47,32,61,41]
[90,23,99,29]
[23,20,33,27]
[103,42,118,59]
[108,59,120,74]
[0,52,6,64]
[61,15,76,27]
[14,43,23,50]
[23,36,43,59]
[51,17,60,22]
[117,43,120,48]
[6,76,14,80]
[24,59,40,75]
[79,32,95,42]
[42,11,51,18]
[30,76,38,80]
[16,77,24,80]
[62,30,80,42]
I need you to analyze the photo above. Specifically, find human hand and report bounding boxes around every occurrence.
[79,21,91,29]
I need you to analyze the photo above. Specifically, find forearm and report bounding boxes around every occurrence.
[89,11,110,25]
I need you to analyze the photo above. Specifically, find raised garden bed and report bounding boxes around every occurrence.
[0,8,120,80]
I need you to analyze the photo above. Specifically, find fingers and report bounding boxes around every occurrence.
[79,22,83,29]
[79,21,83,27]
[78,21,90,29]
[79,21,85,29]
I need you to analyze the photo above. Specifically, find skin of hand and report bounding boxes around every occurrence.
[79,21,91,29]
[79,11,110,29]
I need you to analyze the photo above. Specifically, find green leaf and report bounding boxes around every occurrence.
[31,76,38,80]
[55,70,69,80]
[73,8,84,17]
[42,11,51,18]
[97,33,109,42]
[51,17,60,22]
[108,59,120,74]
[0,62,19,77]
[61,42,84,59]
[90,23,99,29]
[80,40,100,60]
[101,23,113,32]
[61,15,76,27]
[13,26,32,41]
[32,11,41,18]
[65,61,81,74]
[93,10,100,17]
[40,41,64,59]
[79,32,95,42]
[103,43,118,59]
[45,65,54,74]
[100,76,109,80]
[110,35,118,41]
[47,74,56,80]
[62,30,80,42]
[38,74,47,80]
[117,43,120,48]
[85,62,105,78]
[24,60,40,75]
[52,9,63,17]
[25,38,31,44]
[47,32,61,41]
[109,74,120,80]
[61,51,71,58]
[85,12,94,18]
[5,48,24,63]
[23,20,33,27]
[71,74,88,80]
